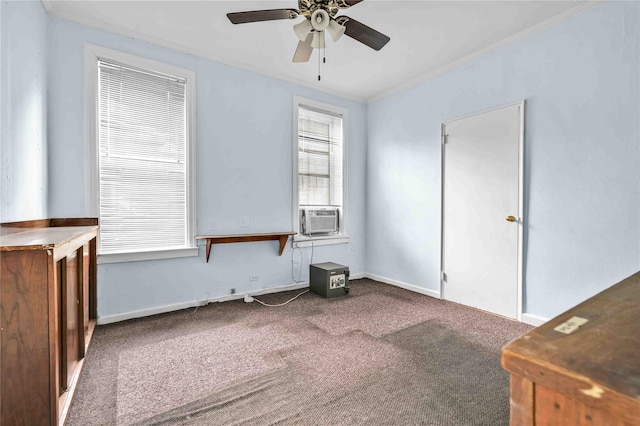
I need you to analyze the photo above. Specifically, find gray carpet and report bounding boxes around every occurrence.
[67,279,532,426]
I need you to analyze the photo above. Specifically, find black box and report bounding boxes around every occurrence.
[309,262,350,298]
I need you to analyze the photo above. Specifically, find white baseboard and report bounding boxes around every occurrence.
[364,273,441,299]
[98,300,206,325]
[97,272,431,325]
[243,281,309,297]
[97,281,312,325]
[99,273,548,327]
[521,313,549,327]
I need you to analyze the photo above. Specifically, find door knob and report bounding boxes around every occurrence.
[506,215,516,222]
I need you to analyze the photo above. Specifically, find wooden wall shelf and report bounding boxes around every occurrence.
[195,232,296,262]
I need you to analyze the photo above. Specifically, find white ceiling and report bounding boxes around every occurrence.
[43,0,593,102]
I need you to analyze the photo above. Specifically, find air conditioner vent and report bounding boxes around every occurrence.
[301,208,339,235]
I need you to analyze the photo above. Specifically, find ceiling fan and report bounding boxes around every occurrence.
[227,0,390,63]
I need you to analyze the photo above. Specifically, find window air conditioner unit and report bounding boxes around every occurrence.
[301,208,339,236]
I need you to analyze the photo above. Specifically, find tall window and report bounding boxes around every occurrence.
[87,45,196,262]
[293,97,347,245]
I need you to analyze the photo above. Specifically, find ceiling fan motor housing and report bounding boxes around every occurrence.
[299,0,341,18]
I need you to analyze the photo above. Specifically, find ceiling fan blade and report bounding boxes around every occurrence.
[293,33,313,63]
[336,16,390,51]
[227,9,298,24]
[336,0,364,9]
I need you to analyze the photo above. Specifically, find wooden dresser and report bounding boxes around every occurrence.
[1,218,98,426]
[502,272,640,425]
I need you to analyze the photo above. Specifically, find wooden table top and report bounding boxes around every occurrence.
[502,271,640,400]
[0,226,98,251]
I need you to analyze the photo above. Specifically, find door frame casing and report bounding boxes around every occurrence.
[439,100,525,321]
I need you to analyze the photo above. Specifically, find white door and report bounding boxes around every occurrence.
[441,102,523,319]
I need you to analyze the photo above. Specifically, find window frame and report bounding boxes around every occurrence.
[85,44,197,264]
[292,96,349,248]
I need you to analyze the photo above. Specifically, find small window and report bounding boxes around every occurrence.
[293,97,348,246]
[86,45,197,262]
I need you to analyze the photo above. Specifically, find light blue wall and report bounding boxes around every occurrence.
[7,1,637,323]
[46,17,367,320]
[0,0,48,221]
[367,1,640,319]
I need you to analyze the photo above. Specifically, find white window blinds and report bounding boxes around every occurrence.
[298,106,343,206]
[97,59,188,254]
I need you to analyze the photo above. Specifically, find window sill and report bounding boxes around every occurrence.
[292,235,349,248]
[98,247,199,264]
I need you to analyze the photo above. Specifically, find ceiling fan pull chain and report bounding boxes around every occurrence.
[317,41,327,81]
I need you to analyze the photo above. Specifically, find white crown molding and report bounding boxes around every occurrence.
[43,5,366,103]
[367,1,603,104]
[40,0,53,14]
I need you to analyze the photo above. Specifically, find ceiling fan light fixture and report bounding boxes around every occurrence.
[327,19,346,42]
[311,30,326,49]
[293,19,313,41]
[310,9,330,31]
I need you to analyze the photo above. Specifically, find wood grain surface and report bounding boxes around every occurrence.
[502,272,640,425]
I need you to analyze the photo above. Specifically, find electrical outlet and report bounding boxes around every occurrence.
[249,275,259,282]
